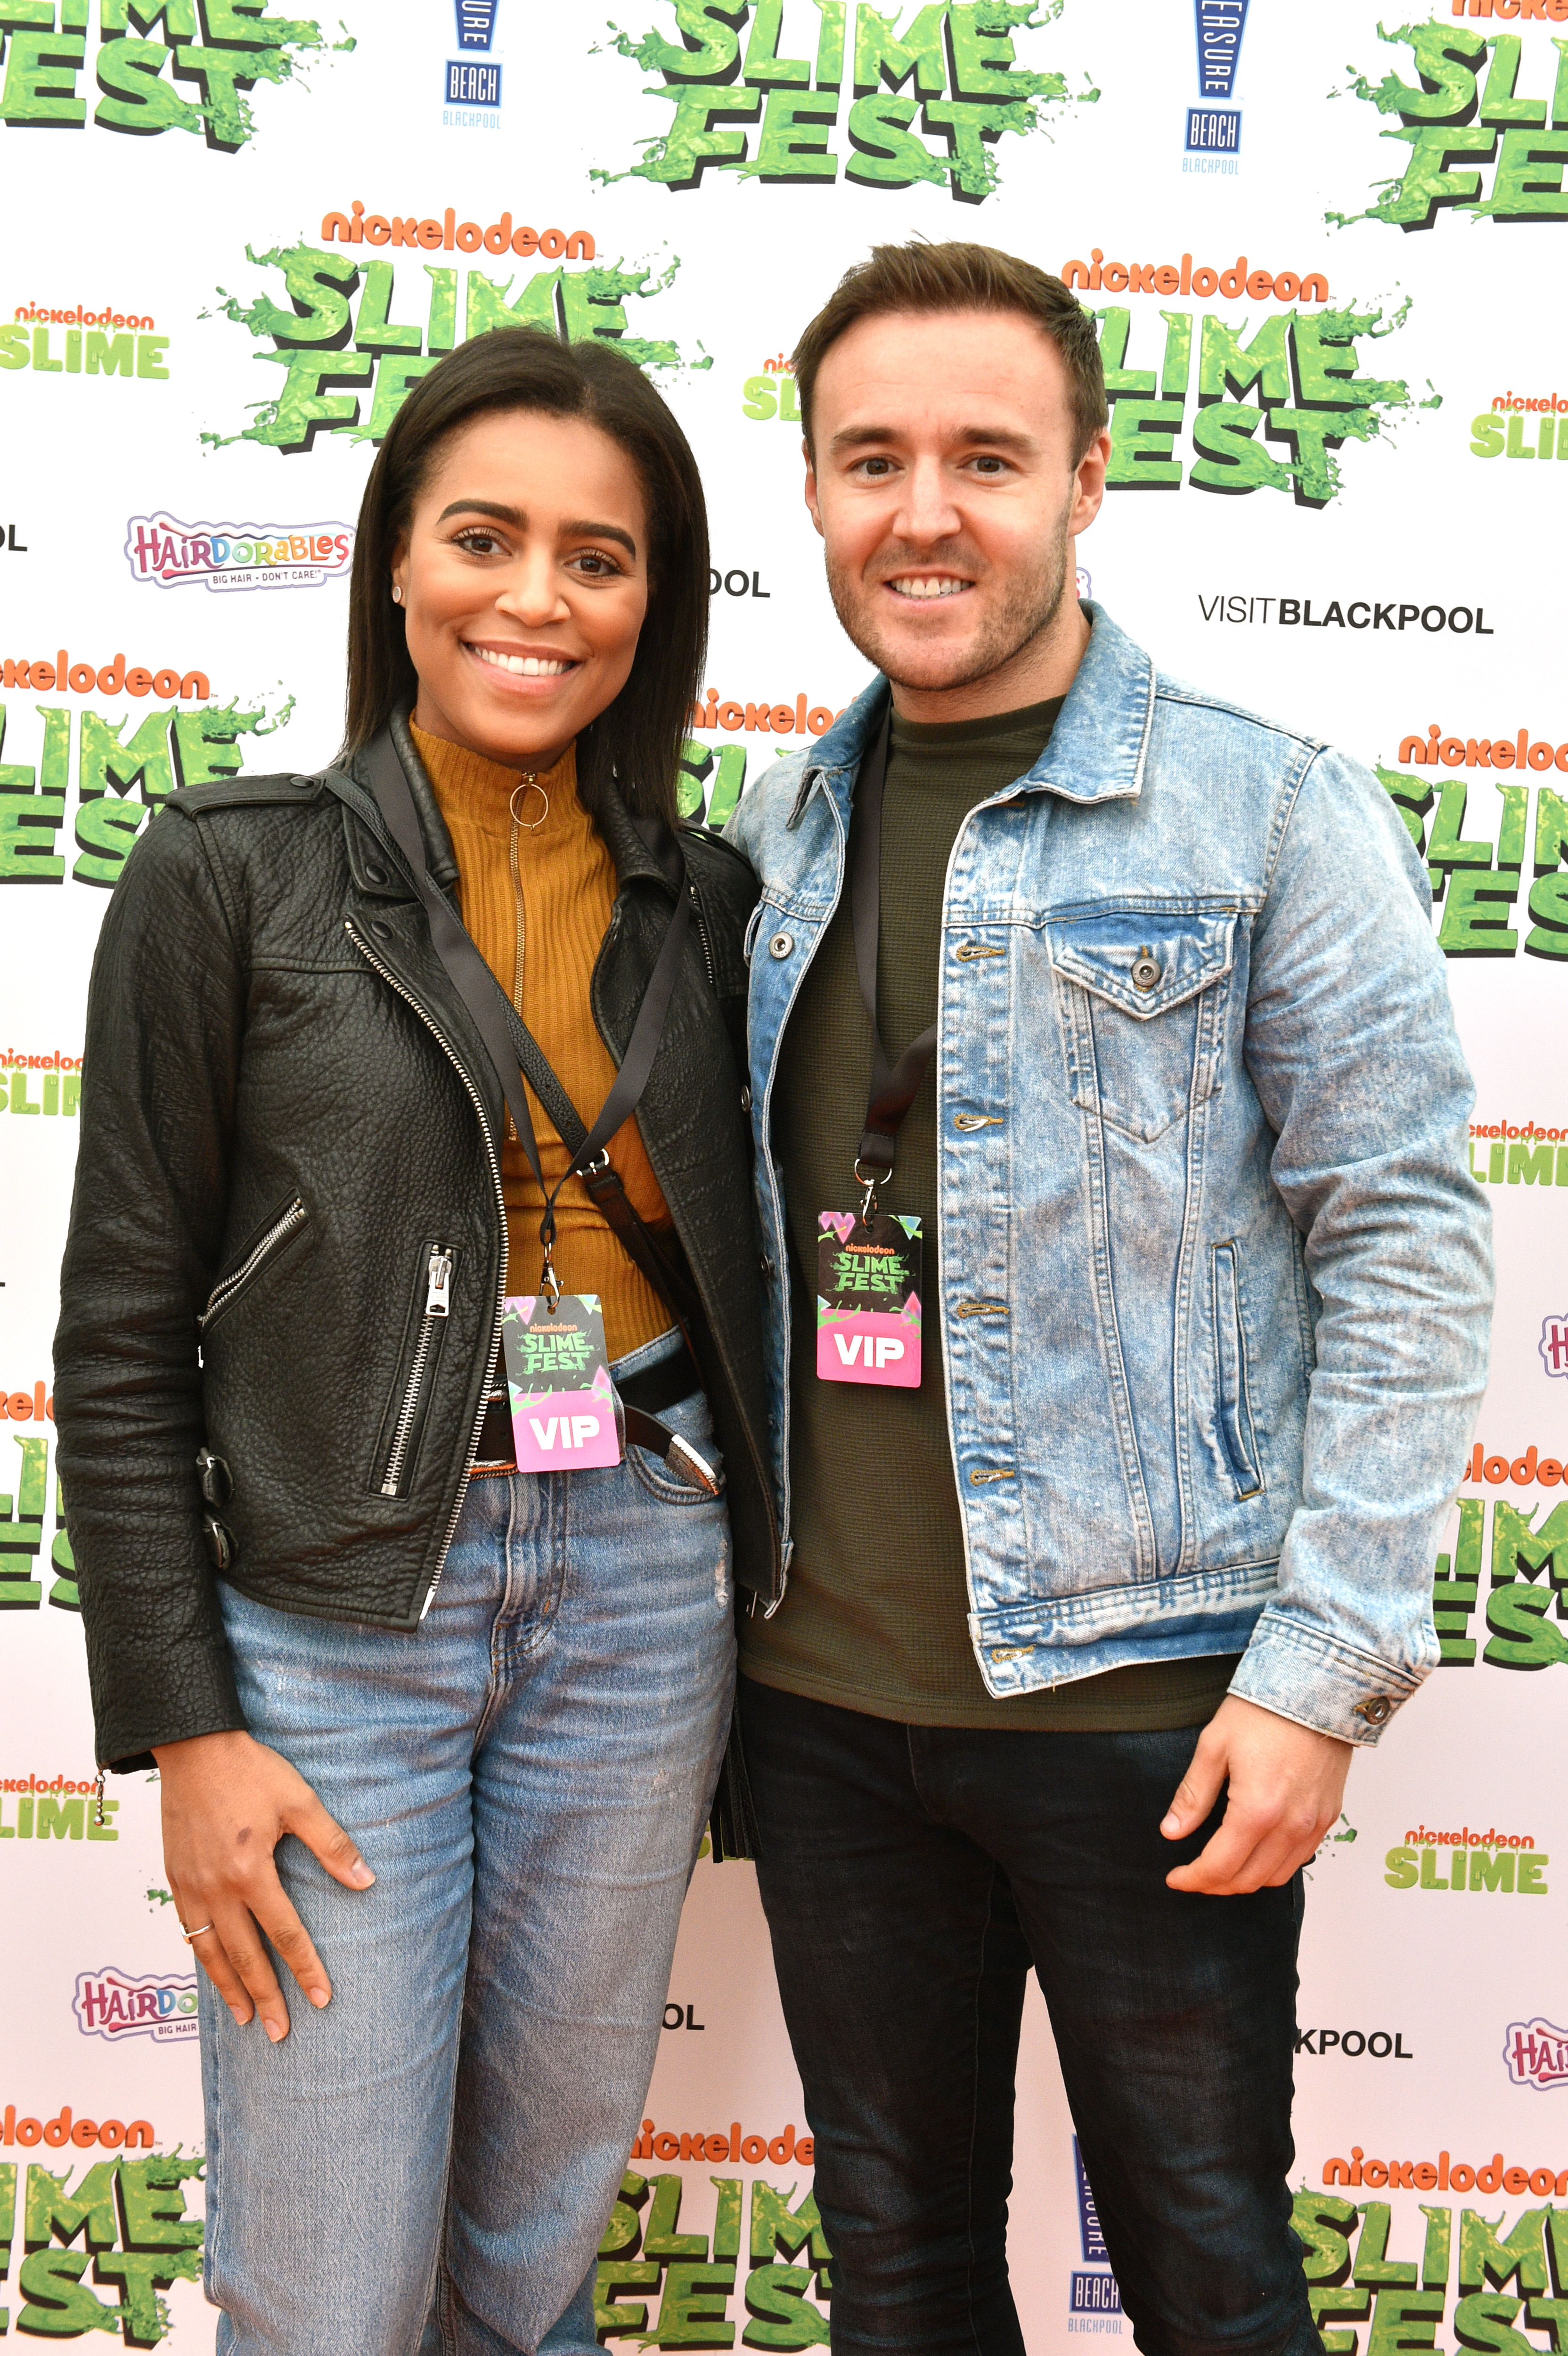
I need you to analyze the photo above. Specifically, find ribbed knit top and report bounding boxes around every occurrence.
[410,723,673,1359]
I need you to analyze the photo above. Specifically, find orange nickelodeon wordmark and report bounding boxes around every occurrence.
[0,652,207,699]
[321,203,593,260]
[1451,0,1568,18]
[1062,252,1328,302]
[692,691,841,738]
[0,2105,153,2151]
[1464,1442,1568,1486]
[1399,723,1568,771]
[629,2117,814,2167]
[0,1382,52,1423]
[1323,2148,1568,2196]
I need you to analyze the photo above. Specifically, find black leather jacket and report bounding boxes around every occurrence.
[54,720,779,1772]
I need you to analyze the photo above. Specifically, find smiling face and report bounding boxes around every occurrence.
[392,406,650,773]
[804,308,1111,720]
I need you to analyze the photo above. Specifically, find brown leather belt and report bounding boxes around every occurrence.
[473,1335,719,1493]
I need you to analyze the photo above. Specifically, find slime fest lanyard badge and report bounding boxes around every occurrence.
[362,733,703,1478]
[818,706,924,1390]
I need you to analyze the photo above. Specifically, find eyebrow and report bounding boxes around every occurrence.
[827,425,1040,458]
[434,499,638,558]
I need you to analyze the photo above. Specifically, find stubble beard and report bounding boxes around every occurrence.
[824,505,1073,697]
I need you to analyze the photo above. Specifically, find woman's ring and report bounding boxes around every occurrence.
[179,1922,216,1944]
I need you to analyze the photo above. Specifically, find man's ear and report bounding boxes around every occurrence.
[803,444,825,542]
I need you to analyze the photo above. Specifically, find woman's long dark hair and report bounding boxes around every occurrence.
[343,328,708,827]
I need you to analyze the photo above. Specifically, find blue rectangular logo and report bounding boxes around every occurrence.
[1186,106,1241,151]
[1073,2138,1109,2264]
[1195,0,1248,97]
[455,0,497,46]
[1070,2273,1123,2314]
[446,59,501,105]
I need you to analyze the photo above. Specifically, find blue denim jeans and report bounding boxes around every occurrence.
[741,1678,1316,2356]
[199,1348,734,2356]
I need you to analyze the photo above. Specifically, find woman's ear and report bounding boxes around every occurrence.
[390,534,409,607]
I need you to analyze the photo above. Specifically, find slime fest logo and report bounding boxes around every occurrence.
[1429,1489,1568,1670]
[596,2146,832,2347]
[1187,0,1245,163]
[0,1362,77,1614]
[1378,724,1568,963]
[1506,2021,1568,2092]
[1294,2154,1568,2356]
[1471,389,1568,461]
[1332,16,1568,231]
[1384,1819,1549,1895]
[0,1774,119,1838]
[0,2144,204,2345]
[126,514,354,592]
[0,0,353,151]
[74,1969,199,2044]
[204,201,703,456]
[678,686,848,829]
[1066,287,1434,506]
[0,660,294,894]
[2,303,170,384]
[593,0,1100,203]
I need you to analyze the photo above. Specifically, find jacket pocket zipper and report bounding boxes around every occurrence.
[199,1198,308,1333]
[1212,1240,1264,1499]
[381,1246,454,1497]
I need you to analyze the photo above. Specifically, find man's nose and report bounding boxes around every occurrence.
[894,458,963,545]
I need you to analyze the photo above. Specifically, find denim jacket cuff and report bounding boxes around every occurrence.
[1228,1612,1426,1745]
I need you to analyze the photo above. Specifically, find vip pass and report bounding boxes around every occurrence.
[501,1295,621,1472]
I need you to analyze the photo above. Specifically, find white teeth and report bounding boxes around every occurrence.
[890,576,969,600]
[469,646,572,677]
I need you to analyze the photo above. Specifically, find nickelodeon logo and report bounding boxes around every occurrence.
[1,649,209,700]
[1062,251,1329,303]
[321,204,592,260]
[1,2105,153,2152]
[690,691,843,739]
[1399,724,1568,773]
[1321,2148,1568,2196]
[630,2119,815,2168]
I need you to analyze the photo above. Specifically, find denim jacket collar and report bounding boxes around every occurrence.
[789,602,1154,828]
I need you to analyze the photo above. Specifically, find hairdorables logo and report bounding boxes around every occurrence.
[74,1967,199,2045]
[125,515,354,593]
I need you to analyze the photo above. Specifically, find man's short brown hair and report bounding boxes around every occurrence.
[792,239,1108,464]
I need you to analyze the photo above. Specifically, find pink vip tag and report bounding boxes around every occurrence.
[816,1211,923,1388]
[500,1294,622,1471]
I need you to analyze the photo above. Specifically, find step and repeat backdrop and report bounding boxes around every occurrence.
[2,0,1567,2345]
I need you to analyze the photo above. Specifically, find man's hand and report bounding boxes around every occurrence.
[153,1729,375,2041]
[1160,1695,1353,1895]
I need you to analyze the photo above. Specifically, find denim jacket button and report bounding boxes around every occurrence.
[768,932,794,959]
[1355,1694,1393,1726]
[1131,948,1162,992]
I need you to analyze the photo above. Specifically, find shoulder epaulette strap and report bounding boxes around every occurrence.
[165,773,325,818]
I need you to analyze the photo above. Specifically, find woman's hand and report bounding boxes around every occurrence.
[152,1730,376,2041]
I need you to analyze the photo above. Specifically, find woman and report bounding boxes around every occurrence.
[54,327,778,2355]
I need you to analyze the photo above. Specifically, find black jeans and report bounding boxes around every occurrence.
[741,1679,1316,2356]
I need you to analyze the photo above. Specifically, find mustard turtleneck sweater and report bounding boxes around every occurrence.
[410,723,674,1360]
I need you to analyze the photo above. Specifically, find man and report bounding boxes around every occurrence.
[727,240,1490,2356]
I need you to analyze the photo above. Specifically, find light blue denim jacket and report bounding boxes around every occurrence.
[728,605,1492,1745]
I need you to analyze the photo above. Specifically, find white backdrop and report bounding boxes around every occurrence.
[3,1,1567,2345]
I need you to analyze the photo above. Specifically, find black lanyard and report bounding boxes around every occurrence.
[849,704,938,1205]
[364,730,690,1304]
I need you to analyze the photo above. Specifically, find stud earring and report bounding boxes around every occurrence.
[392,584,403,604]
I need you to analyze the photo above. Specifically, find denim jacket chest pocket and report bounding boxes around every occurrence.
[1047,906,1239,1145]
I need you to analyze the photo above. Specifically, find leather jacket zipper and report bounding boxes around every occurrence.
[198,1197,307,1332]
[380,1246,454,1497]
[345,920,507,1617]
